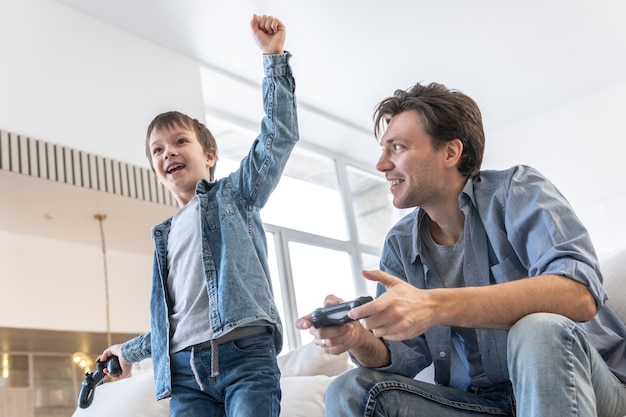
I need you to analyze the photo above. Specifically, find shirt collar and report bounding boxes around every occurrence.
[410,208,427,264]
[460,173,480,208]
[195,178,214,194]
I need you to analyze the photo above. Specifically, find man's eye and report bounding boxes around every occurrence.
[393,144,403,151]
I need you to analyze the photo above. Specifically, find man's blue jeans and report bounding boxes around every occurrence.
[169,332,281,417]
[325,313,626,416]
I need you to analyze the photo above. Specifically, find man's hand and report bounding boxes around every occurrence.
[349,270,437,341]
[250,14,286,55]
[296,294,391,368]
[296,295,355,354]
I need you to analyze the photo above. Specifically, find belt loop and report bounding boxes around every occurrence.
[210,339,219,377]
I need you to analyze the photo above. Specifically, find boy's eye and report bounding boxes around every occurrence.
[152,148,162,155]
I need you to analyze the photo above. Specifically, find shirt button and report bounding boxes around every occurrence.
[439,351,446,358]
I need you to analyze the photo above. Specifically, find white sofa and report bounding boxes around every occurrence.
[72,249,626,417]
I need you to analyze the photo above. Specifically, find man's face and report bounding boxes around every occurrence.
[376,111,448,209]
[148,125,216,206]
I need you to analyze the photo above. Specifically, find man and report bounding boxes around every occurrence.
[296,82,626,416]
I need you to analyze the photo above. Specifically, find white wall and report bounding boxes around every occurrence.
[486,80,626,257]
[0,0,206,168]
[0,0,203,333]
[0,230,151,333]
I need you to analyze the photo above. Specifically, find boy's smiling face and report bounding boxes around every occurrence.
[149,125,217,206]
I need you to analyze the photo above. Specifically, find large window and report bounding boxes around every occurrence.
[210,116,409,352]
[264,148,346,240]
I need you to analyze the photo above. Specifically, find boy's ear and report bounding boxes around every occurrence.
[206,150,217,167]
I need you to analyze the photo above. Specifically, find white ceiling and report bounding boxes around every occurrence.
[53,0,626,166]
[3,0,626,257]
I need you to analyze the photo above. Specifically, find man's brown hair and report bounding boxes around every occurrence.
[374,82,485,178]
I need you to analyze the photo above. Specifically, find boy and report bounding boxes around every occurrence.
[102,14,298,417]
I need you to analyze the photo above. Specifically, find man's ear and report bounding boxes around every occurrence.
[445,139,463,166]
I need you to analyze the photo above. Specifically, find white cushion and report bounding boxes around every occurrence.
[278,341,353,377]
[601,249,626,323]
[276,342,353,416]
[280,375,337,417]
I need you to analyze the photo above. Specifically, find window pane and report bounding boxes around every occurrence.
[211,114,347,239]
[289,242,355,345]
[346,165,412,247]
[263,148,346,239]
[265,232,291,353]
[214,156,239,179]
[361,252,382,297]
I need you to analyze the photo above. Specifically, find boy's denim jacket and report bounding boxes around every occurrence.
[120,53,298,400]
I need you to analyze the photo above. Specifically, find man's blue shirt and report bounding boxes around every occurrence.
[375,165,626,389]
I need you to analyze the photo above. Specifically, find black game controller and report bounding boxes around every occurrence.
[311,296,374,328]
[77,355,122,409]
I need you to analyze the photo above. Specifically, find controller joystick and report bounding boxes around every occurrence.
[77,355,121,409]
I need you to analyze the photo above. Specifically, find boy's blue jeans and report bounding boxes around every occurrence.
[169,332,280,417]
[325,313,626,416]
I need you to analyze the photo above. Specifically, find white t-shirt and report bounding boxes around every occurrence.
[167,196,213,352]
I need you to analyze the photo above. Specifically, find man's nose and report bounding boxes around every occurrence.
[376,152,390,172]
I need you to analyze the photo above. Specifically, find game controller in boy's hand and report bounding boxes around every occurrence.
[77,355,122,409]
[311,296,374,328]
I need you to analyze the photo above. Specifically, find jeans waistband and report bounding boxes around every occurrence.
[183,326,270,351]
